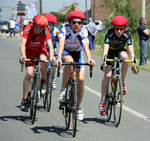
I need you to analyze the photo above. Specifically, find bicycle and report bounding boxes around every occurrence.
[57,62,93,137]
[21,57,51,124]
[103,55,138,127]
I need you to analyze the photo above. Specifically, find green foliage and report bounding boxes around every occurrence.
[49,12,67,24]
[103,0,139,34]
[67,4,76,14]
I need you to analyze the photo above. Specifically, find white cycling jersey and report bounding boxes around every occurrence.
[59,24,89,52]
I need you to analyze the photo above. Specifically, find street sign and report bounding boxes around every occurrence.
[17,12,26,16]
[14,23,20,31]
[17,3,25,11]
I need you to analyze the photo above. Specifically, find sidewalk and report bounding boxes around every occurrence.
[0,33,21,39]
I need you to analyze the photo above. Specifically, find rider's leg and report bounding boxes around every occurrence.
[101,66,112,101]
[120,51,129,81]
[23,66,34,99]
[77,69,85,105]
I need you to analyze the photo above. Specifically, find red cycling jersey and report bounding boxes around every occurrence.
[22,23,51,51]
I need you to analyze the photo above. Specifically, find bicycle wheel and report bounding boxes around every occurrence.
[64,84,71,130]
[106,91,112,121]
[71,81,78,137]
[30,76,39,124]
[43,67,53,112]
[113,76,123,127]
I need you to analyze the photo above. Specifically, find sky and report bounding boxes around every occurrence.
[0,0,91,21]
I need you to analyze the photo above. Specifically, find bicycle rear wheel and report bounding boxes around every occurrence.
[43,67,53,112]
[71,81,78,137]
[113,76,123,127]
[64,84,71,130]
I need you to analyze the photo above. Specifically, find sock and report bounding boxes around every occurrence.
[23,98,27,101]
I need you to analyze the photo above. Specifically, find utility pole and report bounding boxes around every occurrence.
[141,0,145,18]
[39,0,42,15]
[85,0,88,23]
[93,0,96,22]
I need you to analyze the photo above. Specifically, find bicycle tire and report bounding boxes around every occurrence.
[64,84,71,130]
[30,75,39,124]
[113,76,123,127]
[106,91,112,121]
[43,67,53,112]
[71,81,78,137]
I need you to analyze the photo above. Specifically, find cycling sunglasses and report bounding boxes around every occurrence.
[72,20,82,25]
[48,23,54,27]
[114,26,125,31]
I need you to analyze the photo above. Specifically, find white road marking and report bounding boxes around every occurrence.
[85,85,150,123]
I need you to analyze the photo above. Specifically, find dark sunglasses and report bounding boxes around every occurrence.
[48,23,54,27]
[72,21,82,25]
[114,26,125,31]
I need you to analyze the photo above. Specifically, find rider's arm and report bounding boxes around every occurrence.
[20,37,27,62]
[102,43,109,64]
[57,37,65,61]
[128,44,135,61]
[47,39,54,62]
[83,42,95,66]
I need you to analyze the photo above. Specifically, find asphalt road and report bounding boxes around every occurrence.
[0,37,150,141]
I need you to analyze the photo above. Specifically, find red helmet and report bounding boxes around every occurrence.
[111,16,128,26]
[33,15,48,27]
[45,14,57,24]
[67,10,85,20]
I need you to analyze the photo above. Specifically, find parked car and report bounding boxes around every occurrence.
[0,21,9,33]
[95,20,106,32]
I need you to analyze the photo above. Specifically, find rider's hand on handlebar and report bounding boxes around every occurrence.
[132,67,139,74]
[88,59,96,67]
[56,59,62,68]
[19,56,26,64]
[100,64,107,71]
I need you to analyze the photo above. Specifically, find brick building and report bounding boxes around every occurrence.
[91,0,150,21]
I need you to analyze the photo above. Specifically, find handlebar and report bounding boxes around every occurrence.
[103,55,139,73]
[57,62,93,78]
[20,57,54,72]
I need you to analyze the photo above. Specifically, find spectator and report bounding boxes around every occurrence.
[23,19,29,30]
[138,17,150,65]
[9,19,15,36]
[87,17,97,50]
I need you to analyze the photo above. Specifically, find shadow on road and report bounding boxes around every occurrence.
[31,125,76,138]
[82,117,116,128]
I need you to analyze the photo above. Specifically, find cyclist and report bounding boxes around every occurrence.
[99,16,139,116]
[56,10,95,121]
[43,14,59,92]
[19,15,54,111]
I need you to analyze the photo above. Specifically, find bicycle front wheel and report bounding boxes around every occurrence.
[113,76,123,127]
[71,81,78,137]
[64,84,71,130]
[30,76,39,124]
[106,91,112,121]
[44,68,53,112]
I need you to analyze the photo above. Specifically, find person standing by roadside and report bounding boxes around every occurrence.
[138,17,150,65]
[9,19,15,36]
[87,17,97,50]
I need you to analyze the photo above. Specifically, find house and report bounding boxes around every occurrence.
[57,3,83,15]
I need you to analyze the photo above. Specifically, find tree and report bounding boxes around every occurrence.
[103,0,139,34]
[67,4,76,14]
